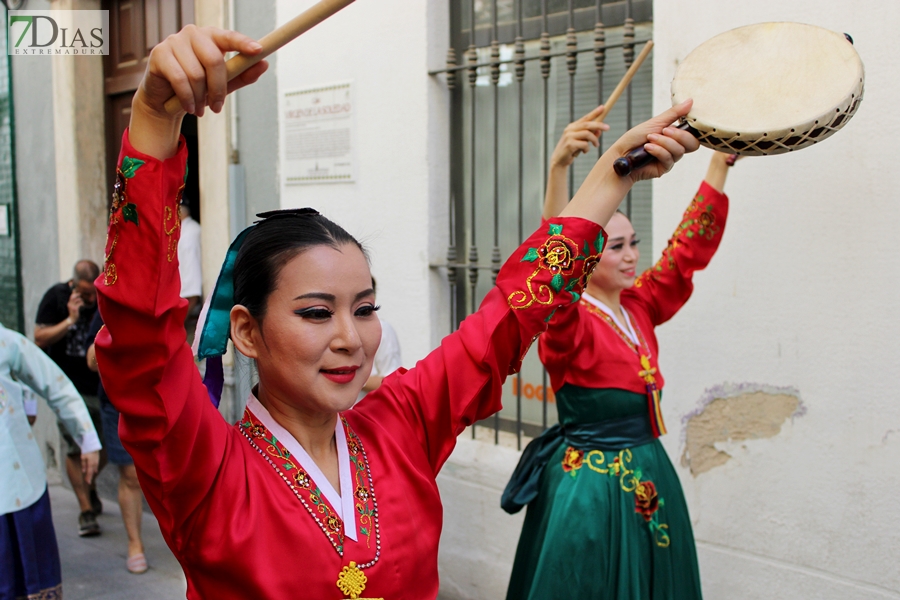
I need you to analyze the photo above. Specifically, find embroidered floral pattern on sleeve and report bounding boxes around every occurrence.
[634,192,720,288]
[561,447,670,547]
[165,170,187,263]
[237,410,379,560]
[508,223,605,310]
[103,157,146,286]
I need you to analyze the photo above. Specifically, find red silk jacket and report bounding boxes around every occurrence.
[540,182,729,396]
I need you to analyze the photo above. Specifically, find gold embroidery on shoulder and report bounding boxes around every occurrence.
[508,224,604,310]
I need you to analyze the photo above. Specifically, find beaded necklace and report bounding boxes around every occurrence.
[238,410,383,599]
[580,299,649,356]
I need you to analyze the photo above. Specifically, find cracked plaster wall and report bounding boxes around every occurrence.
[681,384,803,476]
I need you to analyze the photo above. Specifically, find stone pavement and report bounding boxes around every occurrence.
[48,484,186,599]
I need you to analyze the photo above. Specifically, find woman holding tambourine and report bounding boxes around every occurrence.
[502,106,737,600]
[502,21,863,600]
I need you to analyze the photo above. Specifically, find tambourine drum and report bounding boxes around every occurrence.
[613,22,865,175]
[672,22,864,155]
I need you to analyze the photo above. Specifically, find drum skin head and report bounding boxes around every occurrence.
[672,22,864,155]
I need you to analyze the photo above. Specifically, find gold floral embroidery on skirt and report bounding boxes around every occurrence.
[563,448,670,547]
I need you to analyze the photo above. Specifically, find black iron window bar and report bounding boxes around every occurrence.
[431,0,650,449]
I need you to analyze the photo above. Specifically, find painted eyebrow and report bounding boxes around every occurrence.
[293,289,375,303]
[294,292,335,302]
[355,288,375,302]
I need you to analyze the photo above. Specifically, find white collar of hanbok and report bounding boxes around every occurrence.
[582,292,639,347]
[246,394,357,542]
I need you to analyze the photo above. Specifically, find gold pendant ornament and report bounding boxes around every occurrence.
[638,355,667,437]
[336,561,384,600]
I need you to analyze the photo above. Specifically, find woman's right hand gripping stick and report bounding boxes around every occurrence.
[129,26,269,160]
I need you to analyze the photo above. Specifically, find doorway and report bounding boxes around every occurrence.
[102,0,197,219]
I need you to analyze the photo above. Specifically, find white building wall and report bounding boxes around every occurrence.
[274,1,900,598]
[652,1,900,598]
[274,0,450,365]
[12,0,60,339]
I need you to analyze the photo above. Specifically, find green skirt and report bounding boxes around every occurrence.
[505,387,702,600]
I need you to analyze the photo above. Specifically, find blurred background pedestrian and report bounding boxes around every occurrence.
[85,311,149,574]
[33,260,107,537]
[178,199,203,323]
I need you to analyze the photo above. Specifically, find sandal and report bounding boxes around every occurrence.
[126,553,149,574]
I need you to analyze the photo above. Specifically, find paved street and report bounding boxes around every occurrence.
[49,484,186,599]
[50,480,460,599]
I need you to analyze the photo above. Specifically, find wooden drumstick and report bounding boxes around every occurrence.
[592,40,654,123]
[163,0,357,115]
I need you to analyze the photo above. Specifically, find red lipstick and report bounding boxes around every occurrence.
[320,366,359,384]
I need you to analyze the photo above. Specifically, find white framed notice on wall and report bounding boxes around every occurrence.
[281,81,356,185]
[0,205,8,236]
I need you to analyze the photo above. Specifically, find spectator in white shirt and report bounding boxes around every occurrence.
[360,277,402,399]
[178,201,203,317]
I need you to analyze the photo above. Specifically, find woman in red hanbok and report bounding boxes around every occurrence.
[503,107,737,599]
[93,27,698,599]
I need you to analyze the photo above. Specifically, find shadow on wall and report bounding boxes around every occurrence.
[680,383,805,476]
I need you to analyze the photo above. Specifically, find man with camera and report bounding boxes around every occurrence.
[34,259,106,537]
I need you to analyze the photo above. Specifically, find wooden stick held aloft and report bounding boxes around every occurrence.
[592,40,654,123]
[163,0,357,115]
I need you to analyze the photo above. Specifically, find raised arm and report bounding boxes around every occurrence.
[559,100,699,226]
[364,215,607,473]
[360,103,699,473]
[703,151,734,193]
[626,151,733,325]
[543,105,609,220]
[128,25,267,160]
[93,26,268,545]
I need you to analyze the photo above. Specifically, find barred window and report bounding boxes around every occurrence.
[437,0,653,444]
